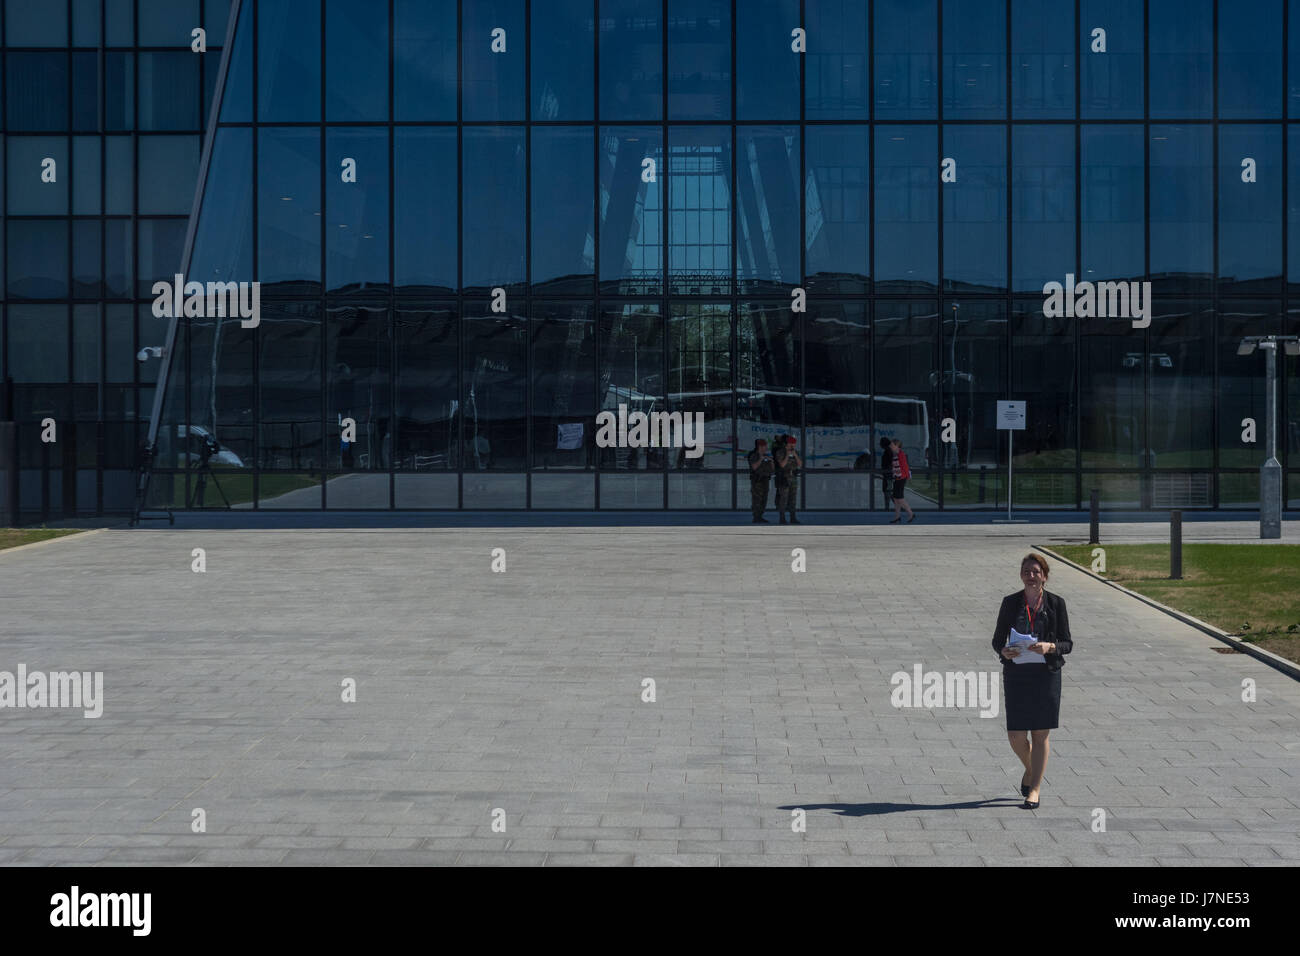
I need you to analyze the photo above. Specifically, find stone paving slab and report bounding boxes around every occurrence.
[0,521,1297,865]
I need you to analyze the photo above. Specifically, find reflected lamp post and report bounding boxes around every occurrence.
[1237,335,1300,539]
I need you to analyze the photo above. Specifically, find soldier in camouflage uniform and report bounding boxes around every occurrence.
[773,434,802,524]
[746,439,774,523]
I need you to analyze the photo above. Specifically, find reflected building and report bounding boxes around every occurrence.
[3,0,1299,514]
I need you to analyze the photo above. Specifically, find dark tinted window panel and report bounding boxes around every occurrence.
[737,0,799,120]
[219,0,254,122]
[1011,307,1077,471]
[326,0,389,121]
[1012,125,1075,293]
[258,0,321,122]
[462,128,526,292]
[598,304,665,472]
[1291,0,1300,116]
[73,221,103,299]
[736,126,800,293]
[805,0,868,120]
[737,301,798,444]
[257,128,322,293]
[394,303,458,472]
[1147,301,1213,467]
[804,303,870,469]
[1080,0,1142,118]
[105,136,133,214]
[6,0,68,45]
[462,309,528,470]
[104,219,134,298]
[463,0,526,121]
[72,52,100,132]
[137,135,200,215]
[206,0,233,37]
[1219,126,1282,293]
[1219,0,1282,119]
[259,301,323,473]
[105,53,134,131]
[136,219,187,297]
[1150,125,1212,293]
[1012,0,1074,119]
[668,126,732,295]
[73,305,100,384]
[667,0,731,120]
[73,136,101,215]
[1149,0,1212,118]
[874,0,938,120]
[394,128,458,294]
[1081,126,1143,282]
[599,126,663,295]
[6,53,70,131]
[105,305,135,380]
[326,129,390,293]
[874,126,938,293]
[1290,126,1300,290]
[943,0,1006,119]
[138,53,201,130]
[532,0,596,120]
[73,0,102,46]
[942,301,1008,470]
[6,306,68,384]
[873,299,940,482]
[8,222,69,299]
[670,302,732,470]
[394,0,457,121]
[531,303,598,469]
[942,125,1006,293]
[190,128,253,285]
[8,137,68,215]
[325,303,392,477]
[138,0,198,46]
[600,0,664,121]
[806,125,870,294]
[531,127,596,294]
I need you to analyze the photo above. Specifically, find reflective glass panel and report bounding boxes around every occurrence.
[6,53,69,131]
[1081,125,1143,282]
[668,126,731,294]
[738,0,800,120]
[1150,125,1213,293]
[599,126,663,295]
[736,126,800,294]
[394,303,458,472]
[463,0,525,121]
[668,0,731,120]
[943,125,1006,292]
[326,128,390,293]
[1013,125,1075,293]
[805,125,870,294]
[394,128,457,294]
[1080,314,1144,467]
[189,128,254,285]
[671,302,732,470]
[599,303,665,471]
[1149,301,1213,467]
[599,0,663,121]
[8,137,68,215]
[874,0,938,120]
[532,0,595,120]
[463,128,526,293]
[1011,305,1077,471]
[1219,0,1281,119]
[259,301,323,477]
[463,307,528,470]
[394,0,457,121]
[1080,0,1142,118]
[875,126,938,293]
[1219,126,1282,293]
[8,221,68,299]
[804,302,870,470]
[1012,0,1074,119]
[258,0,321,122]
[138,136,200,215]
[138,53,201,130]
[806,0,869,120]
[1149,0,1212,118]
[943,0,1006,119]
[258,128,322,293]
[873,300,940,507]
[326,0,389,121]
[531,303,597,469]
[326,302,392,481]
[531,127,596,294]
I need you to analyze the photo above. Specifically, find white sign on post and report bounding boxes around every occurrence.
[994,401,1027,522]
[996,400,1026,431]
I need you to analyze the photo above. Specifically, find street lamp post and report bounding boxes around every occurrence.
[1238,335,1300,539]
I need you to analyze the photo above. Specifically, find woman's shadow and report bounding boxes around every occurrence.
[780,798,1021,817]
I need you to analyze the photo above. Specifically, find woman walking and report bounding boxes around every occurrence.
[992,553,1073,809]
[889,438,915,524]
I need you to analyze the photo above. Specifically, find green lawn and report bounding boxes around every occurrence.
[1053,543,1300,665]
[0,528,86,551]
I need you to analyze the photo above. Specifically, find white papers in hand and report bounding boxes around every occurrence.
[1007,627,1045,665]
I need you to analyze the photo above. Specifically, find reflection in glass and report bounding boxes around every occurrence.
[599,303,664,471]
[532,303,596,469]
[737,302,797,468]
[804,303,870,470]
[394,128,457,293]
[463,128,526,293]
[137,219,187,297]
[1011,305,1077,472]
[6,305,67,383]
[219,0,254,123]
[1219,0,1282,118]
[668,127,731,295]
[1150,126,1212,293]
[1218,302,1280,468]
[874,0,937,120]
[943,0,1006,119]
[1012,0,1074,119]
[138,53,200,130]
[258,128,321,293]
[1149,301,1213,467]
[137,136,200,215]
[875,127,938,293]
[259,301,323,472]
[6,53,69,130]
[8,222,68,299]
[1080,315,1144,468]
[668,0,731,120]
[599,127,663,295]
[1081,126,1143,283]
[671,302,732,470]
[874,300,939,507]
[190,129,253,286]
[736,127,799,294]
[394,304,458,472]
[600,0,663,121]
[8,137,68,215]
[943,126,1006,292]
[532,0,595,120]
[531,128,595,294]
[394,0,457,120]
[326,303,391,478]
[463,0,525,121]
[1013,126,1075,293]
[806,126,870,294]
[326,129,389,293]
[1219,126,1282,293]
[806,0,868,120]
[258,0,321,122]
[462,307,527,470]
[1080,0,1142,118]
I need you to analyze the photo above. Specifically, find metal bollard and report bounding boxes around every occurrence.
[1089,489,1100,544]
[1170,510,1182,580]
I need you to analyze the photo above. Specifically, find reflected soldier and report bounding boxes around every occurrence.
[747,438,774,523]
[773,434,801,524]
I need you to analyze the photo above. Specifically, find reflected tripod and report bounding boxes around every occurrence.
[188,436,232,509]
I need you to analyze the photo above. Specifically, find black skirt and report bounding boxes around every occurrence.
[1003,662,1061,731]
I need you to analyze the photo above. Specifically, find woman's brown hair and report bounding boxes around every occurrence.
[1021,553,1050,578]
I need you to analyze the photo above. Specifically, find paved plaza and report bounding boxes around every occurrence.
[1,517,1297,866]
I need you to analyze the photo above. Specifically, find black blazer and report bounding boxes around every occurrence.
[992,590,1073,672]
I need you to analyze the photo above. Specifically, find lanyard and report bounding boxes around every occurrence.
[1026,592,1044,634]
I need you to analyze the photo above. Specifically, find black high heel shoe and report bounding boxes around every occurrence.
[1020,775,1031,798]
[1021,788,1040,809]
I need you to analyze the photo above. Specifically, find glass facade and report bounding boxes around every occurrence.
[3,0,1299,514]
